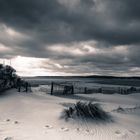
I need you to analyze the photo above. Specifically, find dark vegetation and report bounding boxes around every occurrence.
[0,64,17,92]
[0,64,30,93]
[62,101,112,122]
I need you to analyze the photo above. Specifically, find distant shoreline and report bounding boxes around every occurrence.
[23,75,140,80]
[23,75,140,87]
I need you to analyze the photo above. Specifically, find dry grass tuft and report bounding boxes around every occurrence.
[62,101,112,122]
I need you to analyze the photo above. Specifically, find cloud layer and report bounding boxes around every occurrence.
[0,0,140,76]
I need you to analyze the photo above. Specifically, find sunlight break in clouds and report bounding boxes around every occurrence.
[8,56,74,76]
[11,56,52,76]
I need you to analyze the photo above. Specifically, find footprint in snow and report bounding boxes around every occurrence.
[14,121,19,124]
[115,130,122,137]
[61,127,69,132]
[115,130,121,134]
[45,125,53,129]
[4,137,13,140]
[6,119,10,122]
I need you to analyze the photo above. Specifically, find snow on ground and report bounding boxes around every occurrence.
[0,88,140,140]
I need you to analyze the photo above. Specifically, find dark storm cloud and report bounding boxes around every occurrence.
[41,44,140,76]
[0,0,140,76]
[0,0,140,45]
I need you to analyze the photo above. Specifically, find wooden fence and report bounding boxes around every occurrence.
[50,82,74,95]
[48,82,140,95]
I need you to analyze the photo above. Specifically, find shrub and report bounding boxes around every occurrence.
[62,101,111,122]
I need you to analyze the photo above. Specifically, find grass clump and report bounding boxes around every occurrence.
[62,101,111,122]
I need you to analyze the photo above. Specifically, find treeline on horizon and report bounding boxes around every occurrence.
[25,75,140,80]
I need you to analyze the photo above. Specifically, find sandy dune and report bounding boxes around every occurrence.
[0,89,140,140]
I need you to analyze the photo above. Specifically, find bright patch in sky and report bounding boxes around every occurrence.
[0,56,54,76]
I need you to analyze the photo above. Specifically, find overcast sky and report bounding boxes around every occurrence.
[0,0,140,76]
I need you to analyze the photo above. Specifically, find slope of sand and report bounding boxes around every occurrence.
[0,89,140,140]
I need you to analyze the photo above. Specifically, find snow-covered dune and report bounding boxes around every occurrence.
[0,88,140,140]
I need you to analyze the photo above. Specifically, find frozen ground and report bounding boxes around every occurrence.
[0,86,140,140]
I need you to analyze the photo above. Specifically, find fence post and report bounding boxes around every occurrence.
[71,85,74,94]
[120,88,122,94]
[98,87,102,93]
[51,82,54,95]
[118,87,120,94]
[84,87,87,94]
